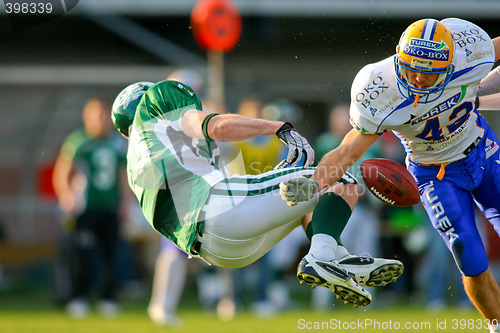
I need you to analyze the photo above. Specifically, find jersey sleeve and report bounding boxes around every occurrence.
[443,18,495,87]
[349,63,385,135]
[349,105,381,134]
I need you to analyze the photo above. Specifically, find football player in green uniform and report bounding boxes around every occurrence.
[111,80,404,307]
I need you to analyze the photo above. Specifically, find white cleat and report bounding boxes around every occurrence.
[297,253,372,307]
[337,254,404,287]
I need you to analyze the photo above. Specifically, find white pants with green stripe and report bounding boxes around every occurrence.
[197,167,356,268]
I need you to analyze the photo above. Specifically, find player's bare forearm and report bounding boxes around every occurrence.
[492,36,500,62]
[208,114,283,142]
[312,145,356,189]
[311,129,379,189]
[182,110,284,141]
[477,92,500,110]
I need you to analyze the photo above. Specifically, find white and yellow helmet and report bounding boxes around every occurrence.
[394,19,455,104]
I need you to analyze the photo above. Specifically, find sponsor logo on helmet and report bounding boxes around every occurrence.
[410,58,433,70]
[117,84,148,109]
[409,38,448,51]
[403,38,450,62]
[177,83,195,96]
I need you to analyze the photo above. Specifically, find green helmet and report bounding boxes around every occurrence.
[111,81,155,137]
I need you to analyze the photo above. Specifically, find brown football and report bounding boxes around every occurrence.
[360,158,420,207]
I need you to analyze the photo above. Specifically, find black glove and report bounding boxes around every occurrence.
[276,122,315,167]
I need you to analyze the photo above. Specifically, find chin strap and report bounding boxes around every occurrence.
[413,94,421,107]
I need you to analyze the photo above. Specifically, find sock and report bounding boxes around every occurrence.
[309,234,337,260]
[306,192,352,260]
[309,192,352,244]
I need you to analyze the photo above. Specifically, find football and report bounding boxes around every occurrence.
[360,158,420,207]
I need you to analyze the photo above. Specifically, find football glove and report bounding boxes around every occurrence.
[274,159,291,170]
[276,122,315,167]
[279,176,319,206]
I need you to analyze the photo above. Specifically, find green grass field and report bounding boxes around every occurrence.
[0,291,487,333]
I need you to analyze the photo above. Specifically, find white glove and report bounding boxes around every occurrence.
[276,122,315,167]
[279,176,319,206]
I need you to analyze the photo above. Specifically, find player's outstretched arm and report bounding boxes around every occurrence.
[493,36,500,63]
[182,109,282,140]
[475,37,500,108]
[311,129,379,189]
[182,109,314,166]
[477,92,500,110]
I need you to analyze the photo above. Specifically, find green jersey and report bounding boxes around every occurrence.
[127,81,225,254]
[60,129,126,210]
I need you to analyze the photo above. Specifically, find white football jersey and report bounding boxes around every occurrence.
[349,18,496,164]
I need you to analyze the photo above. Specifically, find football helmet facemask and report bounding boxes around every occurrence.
[394,19,455,106]
[111,81,155,137]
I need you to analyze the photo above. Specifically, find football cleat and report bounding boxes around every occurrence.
[337,254,404,287]
[297,253,372,307]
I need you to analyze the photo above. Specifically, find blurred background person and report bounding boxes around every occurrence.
[234,96,285,174]
[52,97,129,318]
[234,97,310,316]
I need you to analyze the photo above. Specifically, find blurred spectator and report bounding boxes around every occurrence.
[148,239,187,326]
[234,97,308,316]
[52,97,129,318]
[0,215,5,289]
[375,132,418,298]
[235,97,285,174]
[314,104,352,162]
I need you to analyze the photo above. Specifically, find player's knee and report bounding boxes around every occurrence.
[451,238,489,277]
[326,184,358,210]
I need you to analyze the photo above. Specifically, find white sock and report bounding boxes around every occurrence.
[489,323,499,333]
[308,234,338,260]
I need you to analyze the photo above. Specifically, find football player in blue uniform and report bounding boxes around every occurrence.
[281,18,500,331]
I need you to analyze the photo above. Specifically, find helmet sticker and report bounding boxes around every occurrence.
[176,83,195,96]
[410,58,433,70]
[403,38,450,62]
[116,83,148,109]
